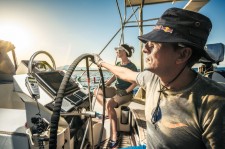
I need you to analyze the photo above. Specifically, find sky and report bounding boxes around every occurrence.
[0,0,225,69]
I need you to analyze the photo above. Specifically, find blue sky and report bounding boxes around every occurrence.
[0,0,224,68]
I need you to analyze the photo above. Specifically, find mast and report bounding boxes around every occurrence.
[139,0,144,72]
[139,0,145,99]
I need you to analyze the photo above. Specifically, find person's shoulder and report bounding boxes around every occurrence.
[197,74,225,98]
[199,74,225,89]
[136,70,159,88]
[192,75,225,117]
[138,70,157,80]
[129,61,136,65]
[129,61,138,70]
[129,61,136,67]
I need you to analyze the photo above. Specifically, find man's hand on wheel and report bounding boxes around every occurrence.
[92,54,104,67]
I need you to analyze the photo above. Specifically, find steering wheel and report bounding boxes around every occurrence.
[28,50,56,74]
[49,53,106,149]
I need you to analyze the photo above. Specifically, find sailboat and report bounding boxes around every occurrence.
[0,0,224,149]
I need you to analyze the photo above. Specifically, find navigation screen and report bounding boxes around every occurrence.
[34,71,78,96]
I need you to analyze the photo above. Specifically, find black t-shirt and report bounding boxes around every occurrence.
[115,61,137,90]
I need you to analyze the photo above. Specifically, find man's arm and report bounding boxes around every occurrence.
[92,54,139,83]
[101,61,138,83]
[202,100,225,148]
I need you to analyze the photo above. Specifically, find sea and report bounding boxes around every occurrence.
[193,67,225,72]
[216,67,225,71]
[70,70,113,91]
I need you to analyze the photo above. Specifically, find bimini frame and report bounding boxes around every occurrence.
[97,0,209,100]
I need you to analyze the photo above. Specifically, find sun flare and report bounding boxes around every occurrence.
[0,24,32,49]
[0,23,35,63]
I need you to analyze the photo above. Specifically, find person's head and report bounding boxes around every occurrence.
[142,42,193,75]
[115,44,134,58]
[138,8,213,72]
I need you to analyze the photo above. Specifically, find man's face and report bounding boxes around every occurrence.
[142,41,179,75]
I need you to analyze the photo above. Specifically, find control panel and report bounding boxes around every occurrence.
[25,76,40,99]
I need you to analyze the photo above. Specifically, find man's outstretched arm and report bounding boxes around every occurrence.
[93,54,139,83]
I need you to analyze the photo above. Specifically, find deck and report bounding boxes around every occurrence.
[95,99,147,148]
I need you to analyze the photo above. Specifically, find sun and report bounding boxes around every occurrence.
[0,24,32,49]
[0,23,35,64]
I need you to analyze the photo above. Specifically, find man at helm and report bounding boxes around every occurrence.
[92,8,225,149]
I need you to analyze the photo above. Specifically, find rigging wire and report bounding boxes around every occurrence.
[115,0,123,65]
[116,0,124,45]
[127,0,142,33]
[123,0,127,25]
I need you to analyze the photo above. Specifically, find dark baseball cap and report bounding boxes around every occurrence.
[138,7,214,61]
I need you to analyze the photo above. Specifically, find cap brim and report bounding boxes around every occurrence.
[138,30,194,45]
[138,30,215,62]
